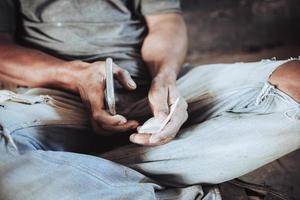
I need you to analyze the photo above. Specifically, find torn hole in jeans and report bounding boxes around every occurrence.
[0,90,52,105]
[0,90,52,154]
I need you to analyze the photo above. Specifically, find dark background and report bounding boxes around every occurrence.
[181,1,300,199]
[182,0,300,64]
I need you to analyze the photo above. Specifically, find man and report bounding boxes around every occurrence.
[0,0,299,199]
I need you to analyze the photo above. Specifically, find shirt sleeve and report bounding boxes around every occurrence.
[139,0,181,16]
[0,0,16,33]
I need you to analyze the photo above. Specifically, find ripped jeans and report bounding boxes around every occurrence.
[1,59,300,200]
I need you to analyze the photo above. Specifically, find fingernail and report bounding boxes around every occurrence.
[128,80,136,89]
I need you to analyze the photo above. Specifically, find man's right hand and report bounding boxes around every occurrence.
[69,60,139,134]
[0,34,139,133]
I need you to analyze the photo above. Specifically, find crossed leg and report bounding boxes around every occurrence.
[102,59,300,186]
[0,59,300,199]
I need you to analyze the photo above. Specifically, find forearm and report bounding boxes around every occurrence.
[0,35,81,92]
[141,13,188,83]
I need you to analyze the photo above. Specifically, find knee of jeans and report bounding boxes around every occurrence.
[163,155,230,185]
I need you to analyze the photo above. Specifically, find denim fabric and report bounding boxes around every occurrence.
[1,59,300,200]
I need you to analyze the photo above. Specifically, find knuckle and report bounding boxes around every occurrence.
[118,69,125,75]
[98,76,105,84]
[92,112,102,122]
[92,114,99,122]
[157,135,170,142]
[157,135,167,141]
[114,67,124,75]
[160,136,173,145]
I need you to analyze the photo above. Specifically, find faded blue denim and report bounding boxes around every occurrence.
[1,59,300,200]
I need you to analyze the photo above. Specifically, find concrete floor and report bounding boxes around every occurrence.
[241,149,300,199]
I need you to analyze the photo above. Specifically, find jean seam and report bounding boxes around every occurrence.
[284,108,300,121]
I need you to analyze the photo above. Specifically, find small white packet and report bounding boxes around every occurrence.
[138,97,180,134]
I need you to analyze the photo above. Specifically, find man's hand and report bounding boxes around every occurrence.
[71,61,139,133]
[129,75,188,145]
[132,13,188,145]
[0,33,139,134]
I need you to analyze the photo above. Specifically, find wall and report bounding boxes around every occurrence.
[182,0,300,59]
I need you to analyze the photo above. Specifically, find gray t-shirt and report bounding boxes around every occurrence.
[0,0,181,80]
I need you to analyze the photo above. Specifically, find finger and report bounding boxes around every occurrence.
[149,105,188,145]
[130,132,173,146]
[113,64,137,90]
[86,81,128,126]
[150,134,174,145]
[148,117,179,145]
[137,126,142,132]
[93,111,128,126]
[89,90,127,126]
[168,85,181,105]
[102,120,139,132]
[129,133,152,145]
[131,113,181,145]
[148,84,169,119]
[149,122,178,145]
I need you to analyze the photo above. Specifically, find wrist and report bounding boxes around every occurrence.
[148,61,180,85]
[152,69,177,86]
[51,60,88,93]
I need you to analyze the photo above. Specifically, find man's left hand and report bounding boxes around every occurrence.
[129,76,188,145]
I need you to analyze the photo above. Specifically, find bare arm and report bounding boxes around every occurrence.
[130,13,189,145]
[0,33,77,91]
[142,13,188,83]
[0,33,139,132]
